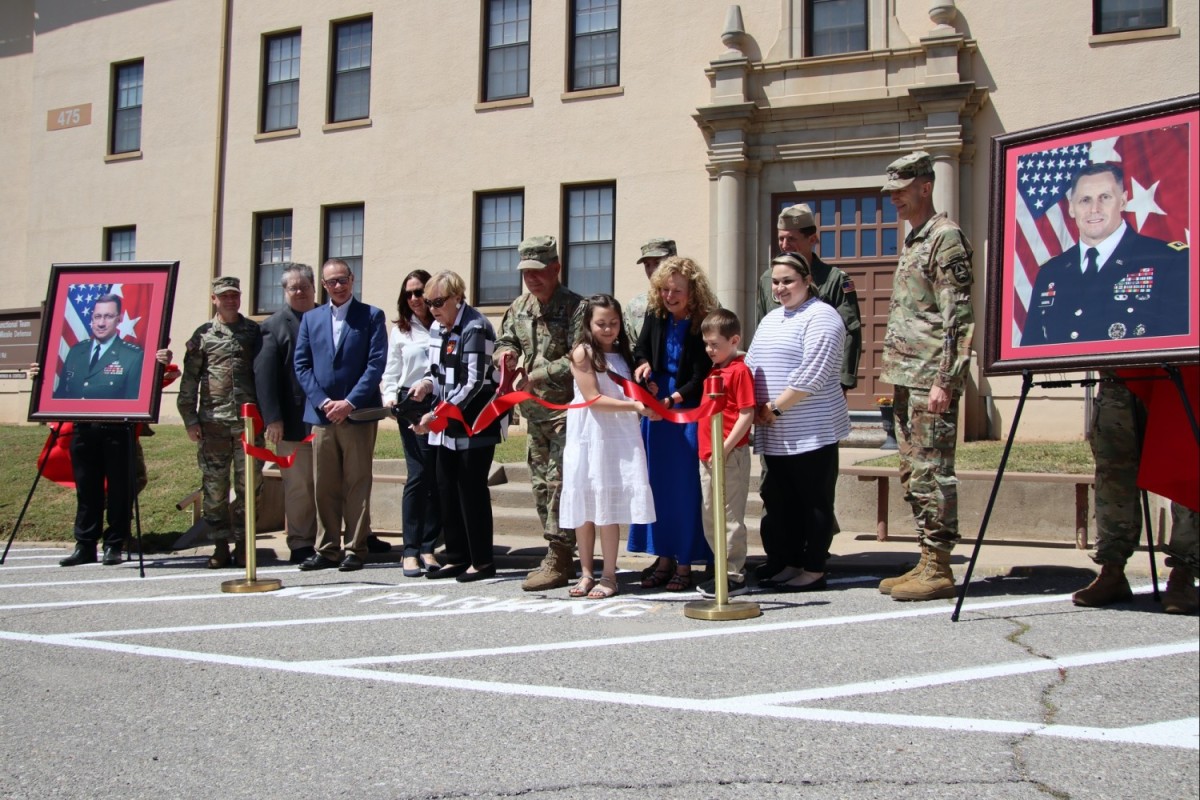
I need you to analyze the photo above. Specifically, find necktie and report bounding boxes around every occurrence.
[89,345,101,368]
[1084,247,1099,275]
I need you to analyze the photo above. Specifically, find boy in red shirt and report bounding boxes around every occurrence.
[696,308,757,597]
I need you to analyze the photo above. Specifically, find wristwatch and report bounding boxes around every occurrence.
[768,401,782,417]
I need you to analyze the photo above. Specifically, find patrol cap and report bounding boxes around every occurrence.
[517,235,559,271]
[777,204,815,231]
[637,238,677,264]
[212,276,241,295]
[882,151,934,191]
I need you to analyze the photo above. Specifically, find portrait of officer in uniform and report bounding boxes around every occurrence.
[1021,161,1191,346]
[53,293,144,400]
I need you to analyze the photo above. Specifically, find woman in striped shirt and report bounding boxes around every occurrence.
[745,253,850,592]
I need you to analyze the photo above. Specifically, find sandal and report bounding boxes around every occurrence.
[587,576,619,600]
[665,568,693,592]
[569,575,596,598]
[640,558,676,588]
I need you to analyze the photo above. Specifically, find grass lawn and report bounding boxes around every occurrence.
[0,423,529,547]
[857,439,1095,474]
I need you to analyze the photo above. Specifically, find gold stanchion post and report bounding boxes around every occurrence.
[222,406,282,593]
[684,376,760,620]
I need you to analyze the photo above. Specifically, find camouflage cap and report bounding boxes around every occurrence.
[212,276,241,295]
[777,204,816,231]
[517,235,559,271]
[637,238,677,263]
[882,151,934,191]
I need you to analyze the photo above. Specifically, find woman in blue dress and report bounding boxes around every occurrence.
[629,256,718,591]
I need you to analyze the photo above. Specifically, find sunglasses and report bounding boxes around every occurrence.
[323,275,352,287]
[403,288,425,299]
[424,296,452,309]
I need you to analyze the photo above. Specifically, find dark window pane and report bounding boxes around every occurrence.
[326,206,364,300]
[256,213,293,313]
[564,184,615,296]
[861,195,877,221]
[111,61,143,153]
[840,197,857,223]
[572,0,620,90]
[882,200,898,223]
[861,228,877,257]
[820,198,836,220]
[882,228,898,256]
[263,32,300,132]
[486,0,531,100]
[840,230,856,258]
[106,227,137,261]
[1097,0,1166,33]
[820,230,836,253]
[332,19,372,122]
[477,193,524,304]
[810,0,867,56]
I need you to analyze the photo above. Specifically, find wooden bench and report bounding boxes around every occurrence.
[840,464,1096,549]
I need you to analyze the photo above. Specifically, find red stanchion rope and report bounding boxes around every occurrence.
[239,403,314,468]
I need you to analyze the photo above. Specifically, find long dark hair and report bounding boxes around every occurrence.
[394,269,433,333]
[575,294,634,374]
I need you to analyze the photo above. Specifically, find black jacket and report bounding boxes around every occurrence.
[254,306,311,441]
[633,312,713,406]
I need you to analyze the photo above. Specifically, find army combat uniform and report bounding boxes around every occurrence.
[178,314,264,547]
[880,211,975,555]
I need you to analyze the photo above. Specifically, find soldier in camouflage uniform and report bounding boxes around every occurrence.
[624,238,677,343]
[875,152,975,602]
[1072,376,1198,614]
[495,235,585,590]
[178,276,264,569]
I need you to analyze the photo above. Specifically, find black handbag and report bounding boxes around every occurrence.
[391,387,435,426]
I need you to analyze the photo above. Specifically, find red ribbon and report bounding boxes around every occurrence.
[239,403,314,468]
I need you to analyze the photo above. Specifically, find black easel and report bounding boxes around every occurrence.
[1,423,62,565]
[951,365,1197,621]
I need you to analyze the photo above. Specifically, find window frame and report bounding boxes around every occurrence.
[561,182,615,297]
[474,189,526,306]
[482,0,532,102]
[322,204,365,302]
[253,211,294,315]
[109,59,144,155]
[104,226,137,262]
[329,16,373,123]
[1092,0,1169,34]
[568,0,620,92]
[261,29,302,134]
[805,0,868,57]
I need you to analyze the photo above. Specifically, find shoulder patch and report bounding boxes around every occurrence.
[841,277,857,294]
[943,256,973,288]
[1167,240,1189,251]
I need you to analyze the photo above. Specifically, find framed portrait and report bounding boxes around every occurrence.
[984,94,1199,375]
[28,261,179,422]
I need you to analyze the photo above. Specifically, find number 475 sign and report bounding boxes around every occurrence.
[46,104,91,131]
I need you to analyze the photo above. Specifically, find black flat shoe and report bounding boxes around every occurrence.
[456,564,496,583]
[101,545,123,566]
[426,563,469,580]
[777,576,828,593]
[59,544,98,567]
[366,536,392,554]
[299,554,341,571]
[338,553,365,572]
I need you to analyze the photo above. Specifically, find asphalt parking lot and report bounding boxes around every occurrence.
[1,544,1196,800]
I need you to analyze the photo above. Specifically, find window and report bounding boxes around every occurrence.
[105,227,137,261]
[807,0,867,56]
[254,212,293,314]
[110,60,143,154]
[1094,0,1167,34]
[475,191,524,305]
[791,194,898,260]
[330,17,372,122]
[262,31,301,132]
[324,205,364,301]
[563,184,614,296]
[570,0,619,91]
[484,0,531,101]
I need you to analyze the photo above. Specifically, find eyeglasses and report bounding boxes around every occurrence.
[91,312,119,321]
[285,284,313,294]
[403,289,425,299]
[323,275,352,287]
[424,296,452,309]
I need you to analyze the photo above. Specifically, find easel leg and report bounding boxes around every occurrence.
[952,370,1033,622]
[128,425,145,579]
[1,425,61,565]
[1140,490,1160,603]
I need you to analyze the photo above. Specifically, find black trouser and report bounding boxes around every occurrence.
[399,424,441,557]
[436,444,495,569]
[760,443,840,572]
[70,423,134,546]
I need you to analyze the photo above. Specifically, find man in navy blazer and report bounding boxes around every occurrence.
[293,258,388,572]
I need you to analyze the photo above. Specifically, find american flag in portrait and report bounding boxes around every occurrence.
[1010,124,1191,346]
[55,282,153,391]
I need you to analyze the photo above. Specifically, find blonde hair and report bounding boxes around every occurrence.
[646,256,719,333]
[426,270,466,300]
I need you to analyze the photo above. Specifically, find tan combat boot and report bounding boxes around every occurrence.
[207,539,231,570]
[878,547,929,595]
[521,542,574,591]
[1162,566,1198,615]
[1071,563,1132,607]
[890,547,956,601]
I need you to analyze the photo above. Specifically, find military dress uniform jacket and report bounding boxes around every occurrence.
[54,337,144,400]
[1020,228,1190,347]
[880,213,975,393]
[178,315,263,427]
[494,284,584,422]
[756,253,863,389]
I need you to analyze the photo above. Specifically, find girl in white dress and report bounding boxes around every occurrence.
[560,295,658,599]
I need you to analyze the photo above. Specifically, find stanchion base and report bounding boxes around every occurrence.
[683,599,761,621]
[221,578,283,594]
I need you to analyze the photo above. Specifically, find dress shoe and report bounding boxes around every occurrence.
[366,536,392,554]
[426,563,469,580]
[776,575,828,593]
[338,553,365,572]
[456,564,497,583]
[298,553,341,571]
[402,557,424,578]
[60,543,98,567]
[289,546,316,564]
[101,545,123,566]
